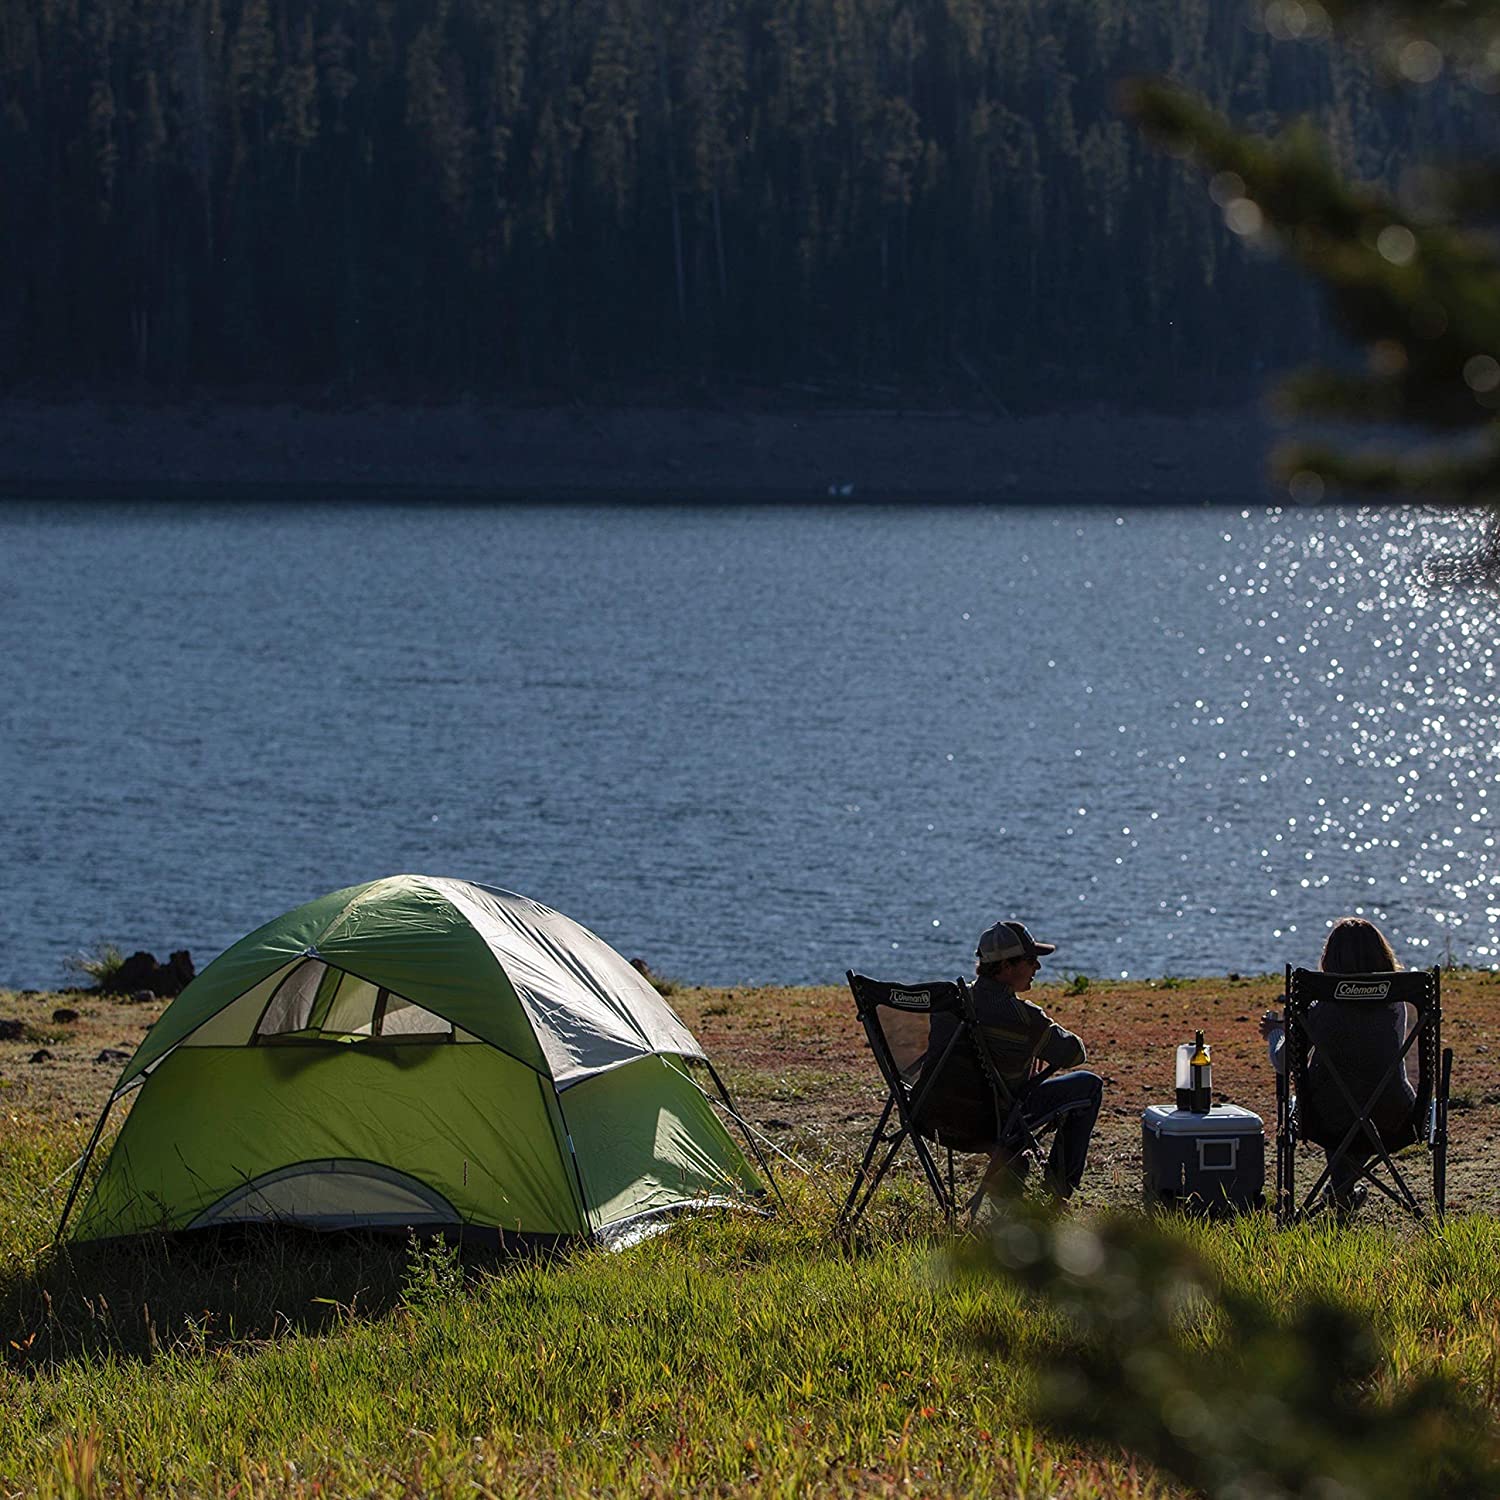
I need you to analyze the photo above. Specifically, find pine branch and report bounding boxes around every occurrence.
[1317,0,1500,55]
[977,1204,1500,1500]
[1275,432,1500,503]
[1123,74,1500,498]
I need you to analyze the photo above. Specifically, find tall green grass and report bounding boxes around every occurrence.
[4,1118,1499,1497]
[58,945,125,992]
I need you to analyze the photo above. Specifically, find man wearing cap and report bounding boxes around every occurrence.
[916,919,1103,1199]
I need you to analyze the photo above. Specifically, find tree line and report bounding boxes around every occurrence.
[0,0,1476,400]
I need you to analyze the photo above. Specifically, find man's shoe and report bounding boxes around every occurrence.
[1042,1168,1075,1201]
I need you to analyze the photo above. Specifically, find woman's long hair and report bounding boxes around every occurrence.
[1320,916,1398,974]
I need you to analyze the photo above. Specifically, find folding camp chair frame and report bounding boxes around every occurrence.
[1274,964,1452,1225]
[837,971,1060,1229]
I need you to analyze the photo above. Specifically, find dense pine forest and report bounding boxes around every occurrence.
[0,0,1476,401]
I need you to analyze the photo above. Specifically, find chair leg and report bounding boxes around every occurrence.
[1279,1135,1294,1227]
[840,1102,965,1227]
[1275,1071,1293,1226]
[1435,1046,1452,1223]
[908,1132,956,1217]
[1315,1113,1423,1220]
[838,1096,898,1228]
[843,1130,913,1228]
[961,1179,989,1227]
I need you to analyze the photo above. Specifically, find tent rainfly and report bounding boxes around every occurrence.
[61,876,766,1244]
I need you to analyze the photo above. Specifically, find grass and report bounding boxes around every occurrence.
[0,1154,1086,1495]
[5,1138,1500,1496]
[58,946,125,993]
[4,980,1500,1495]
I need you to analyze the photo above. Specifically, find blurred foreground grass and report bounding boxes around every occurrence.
[5,1108,1500,1499]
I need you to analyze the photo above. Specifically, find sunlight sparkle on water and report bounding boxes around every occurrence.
[1218,505,1500,961]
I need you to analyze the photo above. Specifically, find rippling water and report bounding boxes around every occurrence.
[1,501,1495,989]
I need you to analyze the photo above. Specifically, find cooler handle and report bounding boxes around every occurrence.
[1196,1137,1239,1172]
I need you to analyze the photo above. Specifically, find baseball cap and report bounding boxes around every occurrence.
[977,920,1056,963]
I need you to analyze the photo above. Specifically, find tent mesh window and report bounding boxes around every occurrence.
[255,960,452,1042]
[257,959,324,1035]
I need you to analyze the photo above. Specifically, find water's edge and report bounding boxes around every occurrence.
[0,398,1276,505]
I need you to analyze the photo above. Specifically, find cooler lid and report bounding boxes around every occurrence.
[1143,1103,1264,1135]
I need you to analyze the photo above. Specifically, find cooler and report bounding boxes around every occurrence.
[1142,1104,1265,1215]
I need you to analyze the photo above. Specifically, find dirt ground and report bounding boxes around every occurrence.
[671,974,1500,1225]
[0,396,1278,504]
[4,973,1496,1228]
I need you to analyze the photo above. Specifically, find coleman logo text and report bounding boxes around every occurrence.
[1333,980,1392,1000]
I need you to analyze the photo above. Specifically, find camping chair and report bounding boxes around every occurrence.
[1274,965,1452,1225]
[837,971,1062,1229]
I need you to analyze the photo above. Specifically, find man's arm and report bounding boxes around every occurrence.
[1017,999,1086,1071]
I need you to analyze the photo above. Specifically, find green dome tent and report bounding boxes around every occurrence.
[61,876,765,1244]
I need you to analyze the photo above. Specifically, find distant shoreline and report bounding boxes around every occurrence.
[0,396,1281,505]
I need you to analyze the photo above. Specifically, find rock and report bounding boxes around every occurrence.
[29,1049,52,1063]
[94,1048,130,1064]
[51,1008,79,1024]
[165,950,196,993]
[131,990,155,1004]
[0,1019,24,1041]
[107,952,158,995]
[102,948,195,997]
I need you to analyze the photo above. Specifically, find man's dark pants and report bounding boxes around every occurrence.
[1024,1070,1104,1193]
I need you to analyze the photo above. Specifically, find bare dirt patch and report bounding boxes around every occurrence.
[0,989,166,1133]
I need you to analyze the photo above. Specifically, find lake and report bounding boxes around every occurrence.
[1,501,1496,991]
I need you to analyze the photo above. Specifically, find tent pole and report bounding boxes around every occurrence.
[56,1094,116,1242]
[702,1059,784,1207]
[548,1082,595,1238]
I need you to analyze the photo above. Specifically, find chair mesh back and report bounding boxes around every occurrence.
[846,974,962,1096]
[1287,969,1437,1006]
[1276,965,1448,1224]
[1285,967,1439,1148]
[881,1010,932,1082]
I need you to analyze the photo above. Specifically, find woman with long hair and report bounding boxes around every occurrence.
[1319,916,1398,975]
[1259,917,1417,1216]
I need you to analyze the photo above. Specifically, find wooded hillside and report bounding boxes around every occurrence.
[0,0,1473,399]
